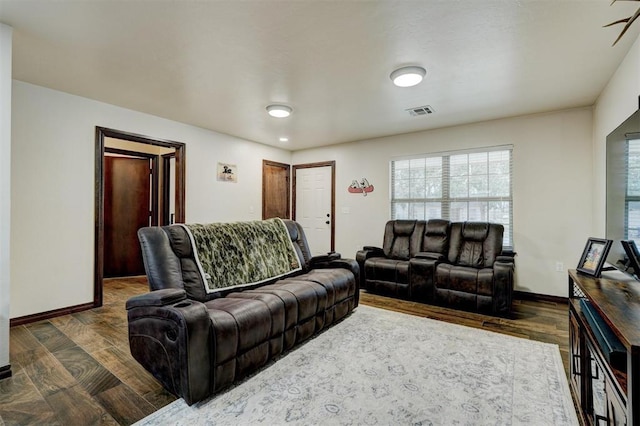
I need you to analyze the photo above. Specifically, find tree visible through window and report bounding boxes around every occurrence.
[391,146,513,248]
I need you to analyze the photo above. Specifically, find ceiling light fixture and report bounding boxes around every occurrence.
[390,66,426,87]
[266,104,292,118]
[279,137,289,142]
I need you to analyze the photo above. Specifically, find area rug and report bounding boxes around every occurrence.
[135,305,578,425]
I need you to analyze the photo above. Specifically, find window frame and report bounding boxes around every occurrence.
[625,138,640,243]
[390,145,514,250]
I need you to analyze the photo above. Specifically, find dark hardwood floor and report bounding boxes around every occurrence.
[0,278,569,425]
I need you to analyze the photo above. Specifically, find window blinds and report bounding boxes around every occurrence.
[390,145,513,249]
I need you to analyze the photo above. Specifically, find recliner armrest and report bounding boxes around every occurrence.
[414,251,445,261]
[363,245,382,251]
[126,288,187,310]
[355,246,385,293]
[496,255,515,264]
[309,251,341,266]
[362,246,384,255]
[126,291,211,405]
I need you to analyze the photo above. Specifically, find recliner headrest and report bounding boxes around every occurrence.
[283,219,299,241]
[393,220,417,236]
[461,222,489,242]
[425,219,449,236]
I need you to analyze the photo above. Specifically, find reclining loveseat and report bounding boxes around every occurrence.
[126,218,359,405]
[356,219,514,315]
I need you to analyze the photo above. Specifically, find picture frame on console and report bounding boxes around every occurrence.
[621,240,640,279]
[577,237,612,277]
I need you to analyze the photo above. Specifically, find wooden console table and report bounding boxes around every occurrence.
[569,268,640,425]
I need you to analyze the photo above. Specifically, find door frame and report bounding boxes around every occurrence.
[262,159,291,220]
[292,161,336,252]
[95,127,186,307]
[162,152,176,225]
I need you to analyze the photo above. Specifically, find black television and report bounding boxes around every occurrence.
[621,240,640,279]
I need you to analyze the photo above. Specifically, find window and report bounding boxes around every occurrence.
[391,146,513,248]
[626,138,640,243]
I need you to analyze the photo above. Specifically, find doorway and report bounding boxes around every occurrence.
[95,127,186,307]
[262,160,291,220]
[162,153,177,225]
[292,161,335,255]
[104,149,158,277]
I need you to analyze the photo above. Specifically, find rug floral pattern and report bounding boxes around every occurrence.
[136,306,578,425]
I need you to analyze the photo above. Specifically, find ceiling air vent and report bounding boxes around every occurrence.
[406,105,434,117]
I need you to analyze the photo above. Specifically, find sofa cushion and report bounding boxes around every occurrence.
[260,280,329,343]
[297,269,356,304]
[291,268,356,325]
[365,258,410,285]
[436,263,495,293]
[205,298,275,365]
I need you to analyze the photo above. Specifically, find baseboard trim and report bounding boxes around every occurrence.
[10,302,97,326]
[0,364,12,380]
[514,290,568,305]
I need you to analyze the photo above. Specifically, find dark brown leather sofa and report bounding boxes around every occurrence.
[356,219,514,315]
[126,220,359,405]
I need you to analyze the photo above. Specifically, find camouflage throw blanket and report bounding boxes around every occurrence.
[181,218,302,293]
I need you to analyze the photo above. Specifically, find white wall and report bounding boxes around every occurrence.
[10,81,291,318]
[0,24,12,371]
[293,108,593,297]
[593,33,640,236]
[9,32,639,320]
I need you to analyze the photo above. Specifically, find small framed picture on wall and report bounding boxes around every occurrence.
[217,162,237,183]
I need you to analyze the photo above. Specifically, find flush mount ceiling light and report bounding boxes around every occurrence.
[266,104,292,118]
[279,137,289,142]
[390,66,426,87]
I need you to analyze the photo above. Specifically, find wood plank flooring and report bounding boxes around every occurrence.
[0,278,569,425]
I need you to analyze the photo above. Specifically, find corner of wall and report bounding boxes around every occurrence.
[0,23,13,373]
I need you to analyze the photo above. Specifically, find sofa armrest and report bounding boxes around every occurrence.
[414,251,445,261]
[408,256,443,302]
[493,258,515,315]
[127,292,211,405]
[126,288,187,309]
[309,251,341,266]
[356,246,384,264]
[355,246,385,291]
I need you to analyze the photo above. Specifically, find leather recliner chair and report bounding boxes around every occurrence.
[432,222,513,314]
[356,220,425,298]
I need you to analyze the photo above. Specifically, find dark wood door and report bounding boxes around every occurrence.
[104,156,151,277]
[263,160,290,219]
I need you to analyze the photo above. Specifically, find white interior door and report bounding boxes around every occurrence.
[295,165,332,255]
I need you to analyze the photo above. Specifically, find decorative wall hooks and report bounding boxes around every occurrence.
[348,178,374,196]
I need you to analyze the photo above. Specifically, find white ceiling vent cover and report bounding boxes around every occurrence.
[406,105,434,116]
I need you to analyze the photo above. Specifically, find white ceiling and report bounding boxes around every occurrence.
[1,0,639,150]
